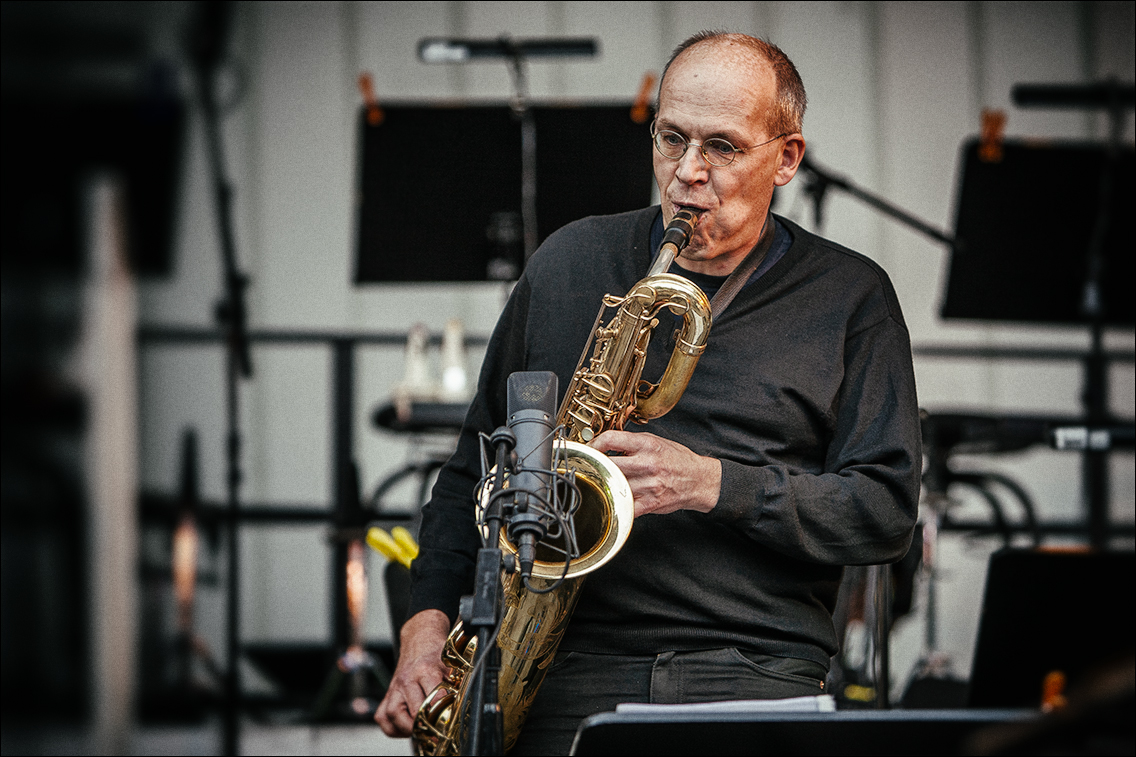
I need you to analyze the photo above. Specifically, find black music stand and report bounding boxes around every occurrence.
[942,81,1135,549]
[569,709,1034,756]
[968,548,1136,709]
[354,103,653,283]
[942,139,1134,326]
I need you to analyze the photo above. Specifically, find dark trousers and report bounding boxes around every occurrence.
[509,648,827,755]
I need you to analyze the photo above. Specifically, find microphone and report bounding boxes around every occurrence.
[505,371,558,580]
[418,37,598,64]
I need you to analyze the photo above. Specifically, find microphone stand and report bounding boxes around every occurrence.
[187,4,251,754]
[502,40,538,262]
[463,428,513,756]
[798,153,955,248]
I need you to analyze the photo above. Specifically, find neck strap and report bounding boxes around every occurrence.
[707,212,775,319]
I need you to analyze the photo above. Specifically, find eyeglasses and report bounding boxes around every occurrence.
[651,125,787,167]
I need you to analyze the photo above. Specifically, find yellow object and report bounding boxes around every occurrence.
[391,526,420,560]
[366,527,412,569]
[844,684,876,703]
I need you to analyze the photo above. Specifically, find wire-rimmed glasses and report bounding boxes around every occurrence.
[651,125,787,167]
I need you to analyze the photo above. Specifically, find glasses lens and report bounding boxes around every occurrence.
[654,130,687,159]
[703,138,738,166]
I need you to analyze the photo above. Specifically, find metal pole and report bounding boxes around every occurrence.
[332,339,355,650]
[508,53,539,261]
[873,564,892,709]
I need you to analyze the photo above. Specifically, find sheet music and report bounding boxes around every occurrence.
[614,695,836,716]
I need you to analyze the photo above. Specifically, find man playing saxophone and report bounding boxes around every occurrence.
[377,30,921,755]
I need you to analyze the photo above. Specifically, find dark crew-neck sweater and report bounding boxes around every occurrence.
[409,206,921,668]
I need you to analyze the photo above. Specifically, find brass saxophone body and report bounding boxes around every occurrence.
[413,209,710,755]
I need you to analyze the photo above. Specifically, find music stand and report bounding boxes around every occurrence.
[353,103,653,283]
[569,709,1034,756]
[942,139,1134,325]
[943,126,1135,549]
[968,548,1136,709]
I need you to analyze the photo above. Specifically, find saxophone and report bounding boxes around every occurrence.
[413,209,710,755]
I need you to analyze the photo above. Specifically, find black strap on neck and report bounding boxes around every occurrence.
[707,212,775,319]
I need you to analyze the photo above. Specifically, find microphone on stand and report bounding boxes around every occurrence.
[504,372,558,581]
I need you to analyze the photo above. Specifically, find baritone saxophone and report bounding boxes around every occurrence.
[412,208,711,755]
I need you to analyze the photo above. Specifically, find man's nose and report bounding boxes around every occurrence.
[674,144,710,184]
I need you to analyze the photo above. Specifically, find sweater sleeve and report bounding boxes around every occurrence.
[709,313,922,567]
[405,277,533,625]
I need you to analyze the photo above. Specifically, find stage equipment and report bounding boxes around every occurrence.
[138,327,477,724]
[354,103,653,282]
[1012,81,1136,110]
[502,372,560,583]
[903,411,1058,709]
[313,405,397,722]
[416,35,597,261]
[439,319,473,403]
[413,209,711,755]
[387,319,473,420]
[137,429,226,722]
[310,535,390,722]
[945,80,1136,552]
[1,96,186,278]
[186,2,252,751]
[1049,423,1135,452]
[391,323,439,420]
[969,549,1135,709]
[796,153,954,247]
[425,35,587,263]
[942,140,1134,325]
[569,709,1036,756]
[920,412,1053,545]
[418,37,597,63]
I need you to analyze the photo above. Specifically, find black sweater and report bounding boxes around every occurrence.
[408,207,921,668]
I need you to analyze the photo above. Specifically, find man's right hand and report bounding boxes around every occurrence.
[374,609,451,738]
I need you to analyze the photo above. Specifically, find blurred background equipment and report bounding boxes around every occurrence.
[354,102,654,283]
[182,3,253,753]
[942,82,1135,554]
[968,549,1135,709]
[418,36,599,262]
[138,429,224,724]
[943,139,1134,326]
[1,2,186,751]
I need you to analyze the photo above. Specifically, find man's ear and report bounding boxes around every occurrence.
[774,134,806,187]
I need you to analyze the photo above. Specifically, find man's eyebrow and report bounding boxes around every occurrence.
[655,118,747,144]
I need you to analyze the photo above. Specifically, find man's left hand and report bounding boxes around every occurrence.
[591,430,721,517]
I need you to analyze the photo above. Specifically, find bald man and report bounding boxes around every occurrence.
[377,31,921,755]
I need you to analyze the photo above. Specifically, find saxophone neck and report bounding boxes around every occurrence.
[647,207,701,276]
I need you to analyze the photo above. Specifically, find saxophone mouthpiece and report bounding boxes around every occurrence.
[657,207,701,264]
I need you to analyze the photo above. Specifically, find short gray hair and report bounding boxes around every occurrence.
[659,31,807,136]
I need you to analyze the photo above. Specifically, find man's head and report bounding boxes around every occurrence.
[654,32,807,275]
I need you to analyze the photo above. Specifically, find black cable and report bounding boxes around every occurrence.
[947,473,1013,546]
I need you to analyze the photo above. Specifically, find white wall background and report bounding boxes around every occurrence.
[135,1,1135,698]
